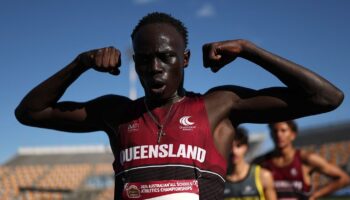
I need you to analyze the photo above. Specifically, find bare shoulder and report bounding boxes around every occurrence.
[86,94,131,112]
[260,167,273,180]
[260,168,273,185]
[300,149,318,163]
[258,166,275,188]
[204,85,257,124]
[299,149,312,157]
[299,149,327,170]
[85,94,133,123]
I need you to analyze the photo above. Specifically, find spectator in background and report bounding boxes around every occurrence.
[224,126,277,200]
[255,121,350,200]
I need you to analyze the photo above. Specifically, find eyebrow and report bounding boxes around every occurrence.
[135,50,176,56]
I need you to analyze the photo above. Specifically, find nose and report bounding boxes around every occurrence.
[275,130,285,141]
[150,57,163,73]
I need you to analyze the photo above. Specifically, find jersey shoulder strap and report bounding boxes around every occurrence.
[254,165,265,200]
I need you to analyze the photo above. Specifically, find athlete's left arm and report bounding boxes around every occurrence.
[203,39,343,127]
[303,151,350,199]
[260,168,277,200]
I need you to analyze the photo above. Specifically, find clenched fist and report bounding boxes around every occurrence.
[202,39,245,73]
[76,47,121,75]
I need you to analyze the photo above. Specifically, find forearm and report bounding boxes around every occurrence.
[16,58,88,113]
[312,178,349,199]
[240,40,344,109]
[264,189,277,200]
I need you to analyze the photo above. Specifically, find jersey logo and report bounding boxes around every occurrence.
[179,116,195,126]
[127,121,140,133]
[179,116,196,131]
[290,168,298,176]
[244,185,252,192]
[223,188,231,194]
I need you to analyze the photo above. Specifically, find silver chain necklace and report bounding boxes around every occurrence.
[144,97,185,143]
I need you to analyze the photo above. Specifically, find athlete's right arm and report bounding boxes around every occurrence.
[15,47,128,132]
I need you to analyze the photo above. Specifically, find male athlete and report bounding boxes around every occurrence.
[15,12,344,199]
[255,121,350,200]
[224,127,277,200]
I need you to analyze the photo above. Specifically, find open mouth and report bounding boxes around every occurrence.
[149,82,166,93]
[152,82,165,88]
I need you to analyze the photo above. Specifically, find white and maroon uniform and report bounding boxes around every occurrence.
[261,150,311,200]
[113,93,227,200]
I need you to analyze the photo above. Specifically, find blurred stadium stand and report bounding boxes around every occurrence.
[245,133,266,162]
[0,145,115,200]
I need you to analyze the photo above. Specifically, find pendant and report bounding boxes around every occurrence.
[157,125,166,143]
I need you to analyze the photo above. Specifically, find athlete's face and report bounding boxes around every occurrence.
[270,122,296,149]
[231,141,248,164]
[132,23,190,100]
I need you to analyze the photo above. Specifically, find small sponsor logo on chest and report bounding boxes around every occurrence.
[127,121,140,133]
[290,168,298,176]
[179,116,196,131]
[243,185,255,195]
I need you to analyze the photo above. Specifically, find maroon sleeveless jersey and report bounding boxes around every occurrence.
[261,150,311,200]
[113,94,227,200]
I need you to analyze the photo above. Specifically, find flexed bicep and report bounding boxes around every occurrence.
[23,101,97,132]
[207,85,325,125]
[16,95,130,133]
[231,86,318,124]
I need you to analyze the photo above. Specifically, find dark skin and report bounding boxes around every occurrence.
[15,23,343,173]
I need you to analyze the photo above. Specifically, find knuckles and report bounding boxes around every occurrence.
[202,43,221,67]
[78,47,122,75]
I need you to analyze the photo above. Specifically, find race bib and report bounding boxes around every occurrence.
[122,179,199,200]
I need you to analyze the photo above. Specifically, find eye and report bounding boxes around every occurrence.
[134,54,151,65]
[158,52,175,63]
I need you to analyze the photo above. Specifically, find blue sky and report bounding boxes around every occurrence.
[1,0,350,164]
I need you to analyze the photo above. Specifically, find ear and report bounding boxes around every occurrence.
[183,50,191,68]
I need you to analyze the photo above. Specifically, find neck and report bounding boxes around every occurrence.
[232,160,249,176]
[275,144,295,158]
[145,90,185,108]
